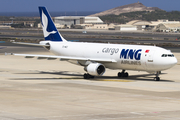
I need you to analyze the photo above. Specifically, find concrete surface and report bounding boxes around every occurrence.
[0,45,180,120]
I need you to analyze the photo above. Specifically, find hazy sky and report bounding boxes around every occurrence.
[0,0,179,12]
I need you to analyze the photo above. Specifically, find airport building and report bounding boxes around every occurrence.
[81,23,115,30]
[126,20,151,30]
[114,20,151,31]
[54,16,103,27]
[152,20,180,32]
[38,16,104,29]
[114,24,137,31]
[126,19,180,32]
[0,21,35,28]
[114,19,180,32]
[156,23,180,32]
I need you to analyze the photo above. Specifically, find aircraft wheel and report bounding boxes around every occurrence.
[125,72,129,77]
[118,72,122,77]
[154,77,160,81]
[84,73,88,79]
[84,73,94,79]
[90,75,95,78]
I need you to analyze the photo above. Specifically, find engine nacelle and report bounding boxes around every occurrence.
[84,63,105,76]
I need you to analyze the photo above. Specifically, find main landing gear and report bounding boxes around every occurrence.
[117,70,129,78]
[84,73,94,79]
[154,71,161,81]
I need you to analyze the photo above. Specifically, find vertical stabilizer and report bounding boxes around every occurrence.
[39,6,66,42]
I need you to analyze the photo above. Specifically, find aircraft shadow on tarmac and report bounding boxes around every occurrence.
[12,71,174,82]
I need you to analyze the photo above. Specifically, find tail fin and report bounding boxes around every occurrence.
[39,6,66,42]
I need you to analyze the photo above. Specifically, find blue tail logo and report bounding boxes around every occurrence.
[41,10,57,37]
[39,7,65,42]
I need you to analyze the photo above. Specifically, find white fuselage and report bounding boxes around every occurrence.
[44,41,177,72]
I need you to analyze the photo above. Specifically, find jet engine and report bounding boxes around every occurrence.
[84,63,105,76]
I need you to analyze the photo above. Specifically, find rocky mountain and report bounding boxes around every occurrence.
[89,2,163,17]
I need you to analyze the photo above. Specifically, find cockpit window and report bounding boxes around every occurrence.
[161,54,174,57]
[168,54,172,57]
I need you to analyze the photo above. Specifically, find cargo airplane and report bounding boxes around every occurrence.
[10,7,177,81]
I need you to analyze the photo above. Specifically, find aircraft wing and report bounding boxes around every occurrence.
[12,53,117,63]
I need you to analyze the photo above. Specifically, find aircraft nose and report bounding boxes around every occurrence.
[156,56,178,70]
[171,57,178,66]
[166,57,178,68]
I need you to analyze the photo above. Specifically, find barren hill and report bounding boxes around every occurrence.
[89,2,162,17]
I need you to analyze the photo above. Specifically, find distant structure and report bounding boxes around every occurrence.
[151,20,180,32]
[114,19,180,32]
[54,16,103,28]
[0,21,35,27]
[38,16,104,29]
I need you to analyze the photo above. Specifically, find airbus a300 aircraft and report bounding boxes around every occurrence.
[11,7,177,81]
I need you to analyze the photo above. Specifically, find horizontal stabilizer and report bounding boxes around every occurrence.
[12,42,50,47]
